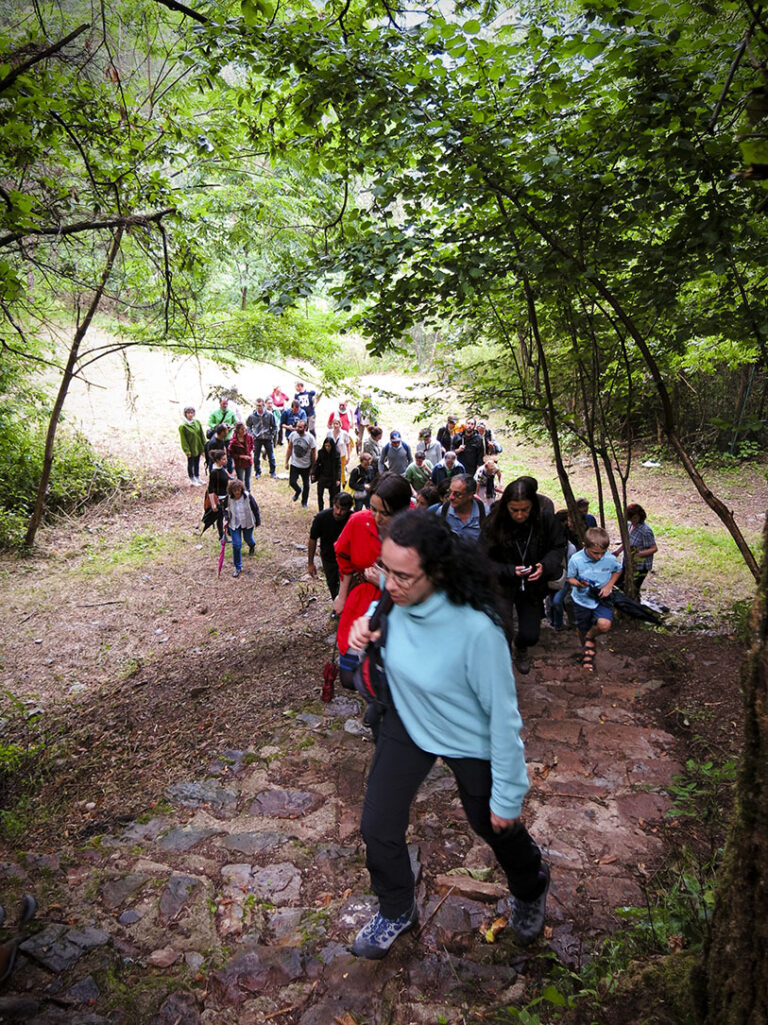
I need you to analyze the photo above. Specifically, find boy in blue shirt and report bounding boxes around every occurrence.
[566,527,622,673]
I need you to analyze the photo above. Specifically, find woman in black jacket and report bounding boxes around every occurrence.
[313,438,341,510]
[481,477,566,675]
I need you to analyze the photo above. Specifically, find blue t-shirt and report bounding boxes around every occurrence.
[568,549,621,609]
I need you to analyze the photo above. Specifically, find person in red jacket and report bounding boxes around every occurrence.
[327,399,353,433]
[229,422,254,492]
[332,473,412,689]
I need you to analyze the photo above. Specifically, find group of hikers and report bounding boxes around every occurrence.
[178,385,658,959]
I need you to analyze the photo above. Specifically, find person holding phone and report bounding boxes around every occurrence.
[481,477,566,675]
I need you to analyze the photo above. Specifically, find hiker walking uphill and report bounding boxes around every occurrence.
[346,511,550,960]
[481,477,566,676]
[567,526,623,672]
[332,473,412,689]
[246,398,277,480]
[285,419,317,508]
[615,503,658,594]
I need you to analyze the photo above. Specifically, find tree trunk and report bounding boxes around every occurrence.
[501,193,760,582]
[704,511,768,1024]
[588,277,760,582]
[519,274,579,521]
[24,227,124,548]
[599,449,636,598]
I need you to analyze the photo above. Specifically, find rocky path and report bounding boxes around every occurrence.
[0,624,679,1025]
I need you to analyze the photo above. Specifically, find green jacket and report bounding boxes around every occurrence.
[207,407,237,437]
[179,418,206,456]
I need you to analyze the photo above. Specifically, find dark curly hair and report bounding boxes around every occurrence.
[387,510,510,634]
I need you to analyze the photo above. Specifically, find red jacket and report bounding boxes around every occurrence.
[328,409,352,432]
[229,434,254,469]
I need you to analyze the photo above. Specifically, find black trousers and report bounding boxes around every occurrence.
[289,465,310,503]
[317,480,340,510]
[253,437,276,475]
[507,588,544,650]
[321,554,340,598]
[361,704,542,919]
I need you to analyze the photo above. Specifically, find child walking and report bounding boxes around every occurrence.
[179,406,206,486]
[224,478,257,578]
[566,526,622,672]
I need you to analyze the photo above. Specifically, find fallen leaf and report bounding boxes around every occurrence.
[480,916,507,944]
[598,854,618,865]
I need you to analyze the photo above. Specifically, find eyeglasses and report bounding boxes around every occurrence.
[379,562,426,590]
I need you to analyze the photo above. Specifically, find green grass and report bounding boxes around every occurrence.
[77,530,175,575]
[653,520,757,613]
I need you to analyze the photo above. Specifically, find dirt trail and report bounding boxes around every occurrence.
[0,479,700,1023]
[0,342,748,1022]
[53,338,764,625]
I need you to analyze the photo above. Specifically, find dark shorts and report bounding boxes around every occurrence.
[573,601,614,631]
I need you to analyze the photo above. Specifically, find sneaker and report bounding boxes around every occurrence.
[270,473,278,478]
[248,545,256,556]
[292,492,300,503]
[301,502,308,509]
[514,646,531,675]
[233,568,241,578]
[351,902,418,960]
[509,862,550,945]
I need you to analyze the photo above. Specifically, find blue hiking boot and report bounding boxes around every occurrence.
[351,902,418,959]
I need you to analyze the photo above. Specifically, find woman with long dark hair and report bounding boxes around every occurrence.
[481,477,566,674]
[347,510,549,959]
[333,472,412,687]
[312,437,341,510]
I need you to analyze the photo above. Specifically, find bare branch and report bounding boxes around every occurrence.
[0,208,175,249]
[707,11,759,133]
[0,23,91,94]
[152,0,209,25]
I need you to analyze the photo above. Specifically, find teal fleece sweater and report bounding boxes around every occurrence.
[382,590,530,819]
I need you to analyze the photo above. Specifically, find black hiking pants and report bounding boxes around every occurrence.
[361,704,543,919]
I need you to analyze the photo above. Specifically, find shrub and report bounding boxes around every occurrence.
[0,420,133,549]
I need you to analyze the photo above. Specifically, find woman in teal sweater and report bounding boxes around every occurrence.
[347,510,550,959]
